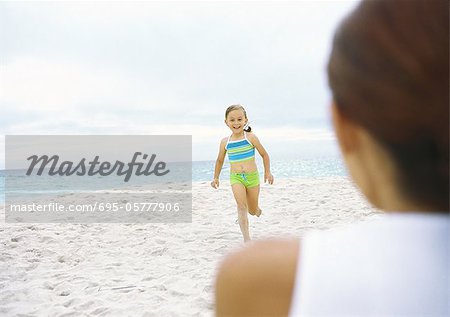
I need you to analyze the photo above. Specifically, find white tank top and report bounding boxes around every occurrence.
[289,213,449,316]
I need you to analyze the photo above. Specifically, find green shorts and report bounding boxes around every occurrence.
[230,171,260,188]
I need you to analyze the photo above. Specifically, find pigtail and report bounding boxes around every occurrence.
[244,123,252,132]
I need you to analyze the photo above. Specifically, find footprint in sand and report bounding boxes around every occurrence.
[90,307,110,315]
[57,289,71,296]
[62,298,77,308]
[10,236,23,242]
[42,281,55,290]
[150,247,168,256]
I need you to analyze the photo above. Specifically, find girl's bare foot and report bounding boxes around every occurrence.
[248,208,262,216]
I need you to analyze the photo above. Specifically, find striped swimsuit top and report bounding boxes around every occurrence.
[225,132,255,163]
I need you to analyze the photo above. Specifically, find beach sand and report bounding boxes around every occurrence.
[0,176,381,316]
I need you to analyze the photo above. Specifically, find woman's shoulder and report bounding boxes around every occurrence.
[215,238,299,316]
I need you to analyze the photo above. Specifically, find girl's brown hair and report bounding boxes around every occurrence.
[225,104,252,132]
[328,0,449,210]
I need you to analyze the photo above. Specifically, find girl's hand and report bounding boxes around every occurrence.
[211,178,219,189]
[264,173,274,185]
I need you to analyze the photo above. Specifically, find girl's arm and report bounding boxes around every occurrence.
[211,138,228,189]
[247,133,274,184]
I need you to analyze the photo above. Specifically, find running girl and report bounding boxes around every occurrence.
[211,104,274,242]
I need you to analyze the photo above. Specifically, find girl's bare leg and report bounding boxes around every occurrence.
[231,184,251,242]
[247,185,262,217]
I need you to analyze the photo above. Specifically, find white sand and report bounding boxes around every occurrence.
[0,177,381,316]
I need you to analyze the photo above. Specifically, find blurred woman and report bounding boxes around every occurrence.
[214,0,449,315]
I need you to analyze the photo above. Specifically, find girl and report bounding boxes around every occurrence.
[211,104,274,242]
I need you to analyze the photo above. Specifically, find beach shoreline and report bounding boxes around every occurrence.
[0,176,380,316]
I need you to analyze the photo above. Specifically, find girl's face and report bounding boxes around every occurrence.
[225,109,248,134]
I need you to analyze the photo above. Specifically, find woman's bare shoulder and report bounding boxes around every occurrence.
[215,238,300,317]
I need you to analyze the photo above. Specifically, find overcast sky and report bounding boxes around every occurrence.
[0,0,359,166]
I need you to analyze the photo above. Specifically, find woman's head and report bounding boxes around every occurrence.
[328,0,448,211]
[225,104,252,133]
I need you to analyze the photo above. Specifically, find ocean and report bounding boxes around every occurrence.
[193,156,347,181]
[0,156,347,203]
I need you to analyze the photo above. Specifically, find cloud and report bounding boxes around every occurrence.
[1,56,135,111]
[0,0,358,167]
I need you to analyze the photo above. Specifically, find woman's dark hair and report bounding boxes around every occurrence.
[225,104,252,132]
[328,0,449,211]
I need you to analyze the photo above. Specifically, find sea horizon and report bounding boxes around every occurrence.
[0,155,347,205]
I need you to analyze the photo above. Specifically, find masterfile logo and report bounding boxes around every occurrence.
[5,135,192,223]
[26,152,170,182]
